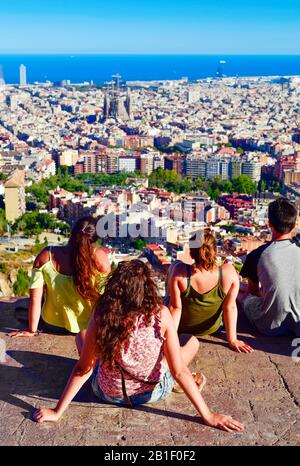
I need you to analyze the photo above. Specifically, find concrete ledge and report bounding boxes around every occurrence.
[0,297,30,312]
[1,302,300,446]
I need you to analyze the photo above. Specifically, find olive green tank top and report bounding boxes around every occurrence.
[178,264,226,337]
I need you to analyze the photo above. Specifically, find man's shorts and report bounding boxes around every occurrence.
[243,295,264,326]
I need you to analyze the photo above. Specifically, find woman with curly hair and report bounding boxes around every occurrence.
[9,216,110,353]
[33,260,243,432]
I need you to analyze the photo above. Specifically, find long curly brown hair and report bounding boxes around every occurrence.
[94,260,163,369]
[69,216,100,303]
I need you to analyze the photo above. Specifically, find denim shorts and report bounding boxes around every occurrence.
[91,368,175,406]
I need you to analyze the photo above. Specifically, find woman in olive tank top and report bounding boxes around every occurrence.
[168,230,253,353]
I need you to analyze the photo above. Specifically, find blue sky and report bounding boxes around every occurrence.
[0,0,300,54]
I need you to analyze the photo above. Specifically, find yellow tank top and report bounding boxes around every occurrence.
[29,249,107,333]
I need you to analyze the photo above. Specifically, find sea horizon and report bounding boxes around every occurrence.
[1,54,300,84]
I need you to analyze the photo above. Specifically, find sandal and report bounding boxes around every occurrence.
[172,372,207,394]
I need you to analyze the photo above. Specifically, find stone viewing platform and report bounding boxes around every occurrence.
[0,298,300,446]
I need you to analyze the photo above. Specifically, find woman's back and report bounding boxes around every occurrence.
[169,230,239,337]
[49,245,74,275]
[30,245,108,333]
[179,263,226,336]
[98,310,165,398]
[50,245,108,286]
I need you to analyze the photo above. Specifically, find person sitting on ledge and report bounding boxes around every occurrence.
[33,259,244,433]
[240,197,300,337]
[9,216,110,353]
[168,229,253,353]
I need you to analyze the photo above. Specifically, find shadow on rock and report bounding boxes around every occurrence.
[0,350,98,415]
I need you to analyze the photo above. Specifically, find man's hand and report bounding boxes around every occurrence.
[229,339,254,353]
[203,412,244,432]
[8,330,39,338]
[33,408,60,423]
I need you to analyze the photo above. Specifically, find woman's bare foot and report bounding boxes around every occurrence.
[173,372,207,393]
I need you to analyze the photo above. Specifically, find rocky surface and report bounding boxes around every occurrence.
[0,274,13,297]
[0,300,300,446]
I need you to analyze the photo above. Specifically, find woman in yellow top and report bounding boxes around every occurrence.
[9,216,110,352]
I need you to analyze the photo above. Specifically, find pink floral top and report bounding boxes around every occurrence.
[98,310,166,397]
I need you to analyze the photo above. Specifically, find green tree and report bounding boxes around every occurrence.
[211,187,221,199]
[111,261,117,271]
[60,223,71,236]
[221,180,233,193]
[57,166,72,177]
[234,263,243,273]
[13,269,30,296]
[0,263,7,273]
[194,178,204,191]
[0,209,8,235]
[232,175,257,195]
[13,212,56,236]
[149,168,181,186]
[132,239,147,250]
[32,236,42,255]
[265,179,282,193]
[258,180,266,193]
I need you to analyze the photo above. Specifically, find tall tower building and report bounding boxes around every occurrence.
[220,160,229,181]
[242,161,261,182]
[4,169,26,222]
[186,89,200,104]
[125,89,132,119]
[185,156,206,177]
[102,74,131,122]
[229,160,242,179]
[103,91,110,118]
[19,64,27,87]
[206,159,220,179]
[140,154,154,175]
[6,95,18,111]
[0,65,5,86]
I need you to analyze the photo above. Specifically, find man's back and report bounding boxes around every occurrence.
[241,238,300,335]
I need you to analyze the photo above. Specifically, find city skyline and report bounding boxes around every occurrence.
[0,0,300,55]
[19,64,27,87]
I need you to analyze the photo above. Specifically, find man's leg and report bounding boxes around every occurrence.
[237,282,249,312]
[242,295,264,329]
